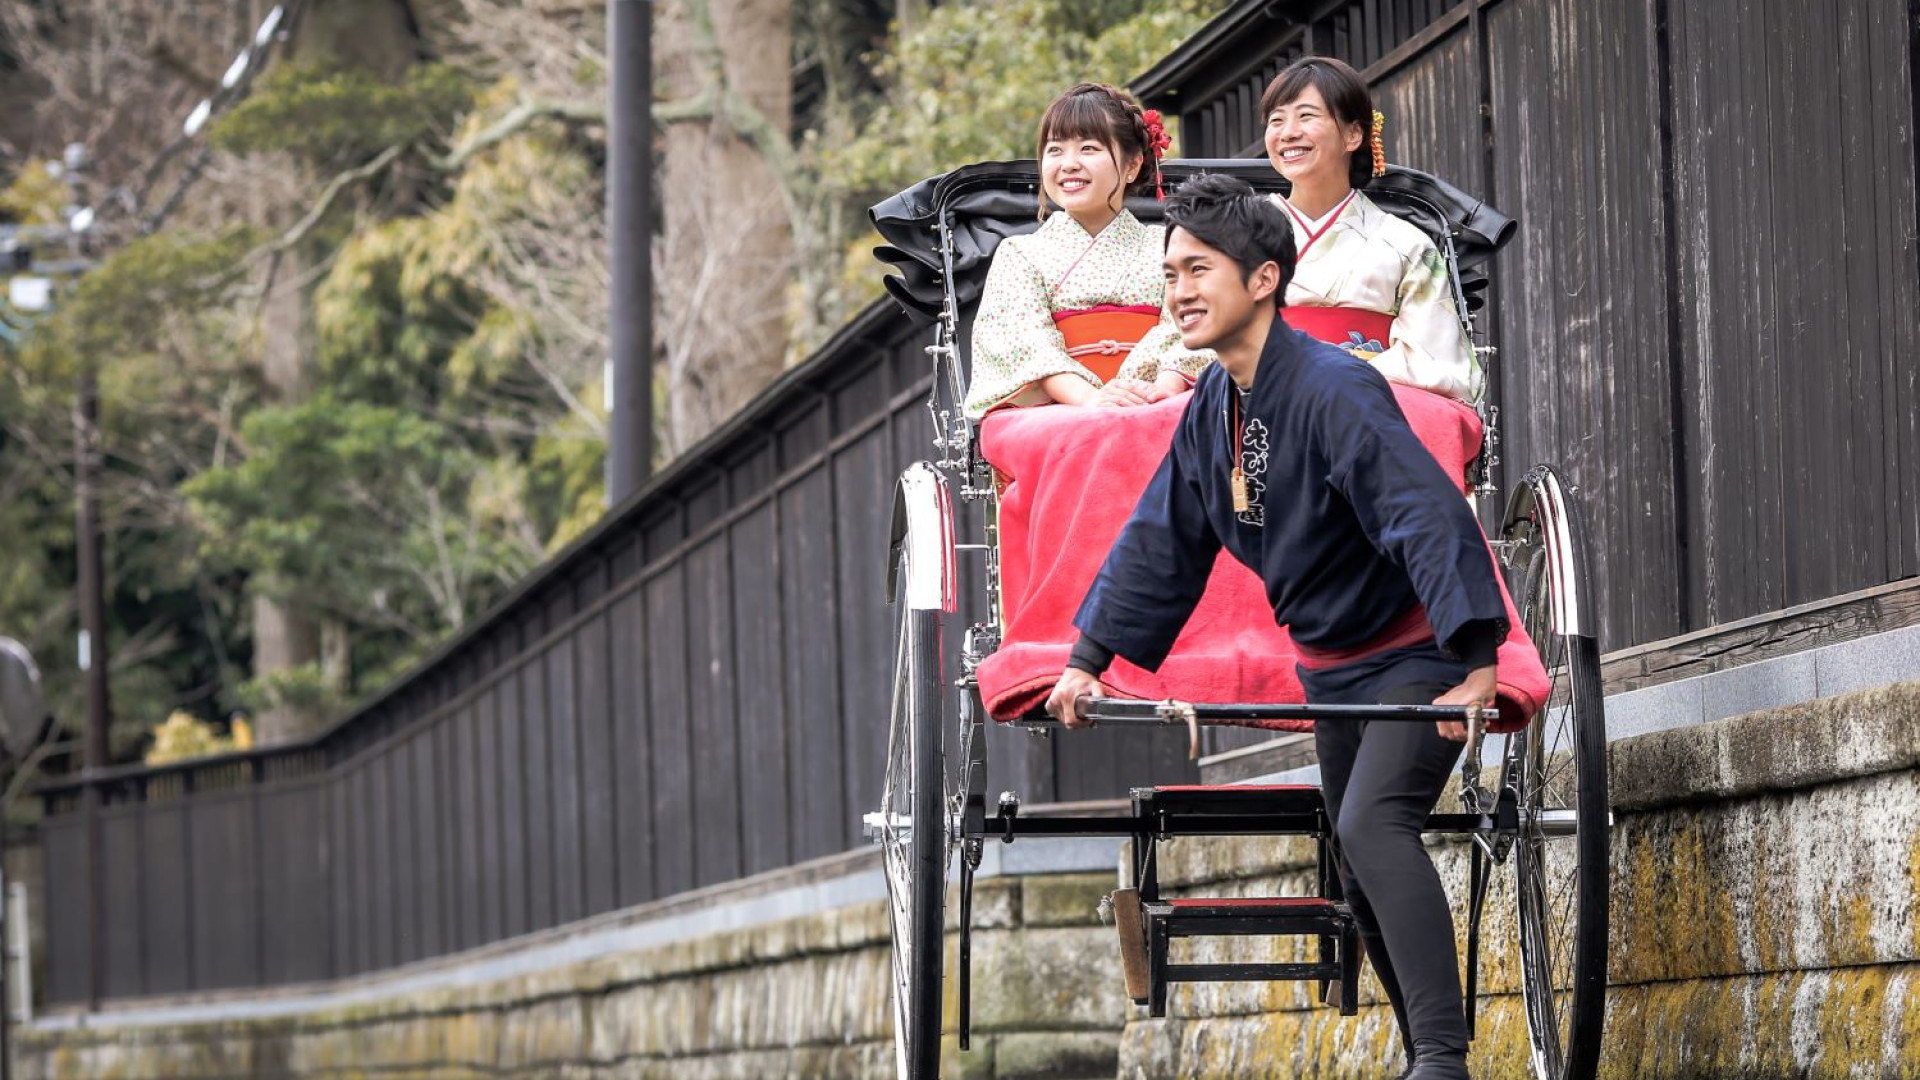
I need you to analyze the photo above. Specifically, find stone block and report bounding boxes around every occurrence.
[1701,651,1818,724]
[966,873,1021,930]
[1605,674,1704,740]
[1816,625,1920,699]
[991,1030,1122,1078]
[968,925,1128,1032]
[1610,679,1920,812]
[1155,833,1319,889]
[1020,872,1114,928]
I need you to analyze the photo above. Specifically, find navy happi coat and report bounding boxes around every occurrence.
[1073,320,1507,673]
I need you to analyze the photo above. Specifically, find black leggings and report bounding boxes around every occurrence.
[1314,679,1469,1057]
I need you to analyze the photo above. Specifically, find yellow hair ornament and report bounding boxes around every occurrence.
[1370,110,1387,178]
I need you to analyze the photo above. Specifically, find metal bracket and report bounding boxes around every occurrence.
[1153,700,1202,761]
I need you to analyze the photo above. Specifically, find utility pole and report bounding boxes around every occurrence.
[606,0,655,505]
[75,364,111,1015]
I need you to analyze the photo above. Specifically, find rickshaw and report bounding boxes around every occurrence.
[867,159,1610,1080]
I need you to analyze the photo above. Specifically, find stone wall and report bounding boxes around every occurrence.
[20,680,1920,1079]
[1120,679,1920,1079]
[19,867,1125,1080]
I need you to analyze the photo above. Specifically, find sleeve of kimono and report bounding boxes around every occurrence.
[1072,404,1224,670]
[1118,311,1217,384]
[964,240,1101,418]
[1322,370,1507,656]
[1368,242,1479,403]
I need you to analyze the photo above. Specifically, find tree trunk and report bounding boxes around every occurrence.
[246,0,423,743]
[249,591,320,744]
[657,0,795,457]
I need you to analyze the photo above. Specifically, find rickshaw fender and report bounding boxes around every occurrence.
[887,463,957,614]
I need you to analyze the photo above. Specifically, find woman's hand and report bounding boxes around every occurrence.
[1086,378,1167,407]
[1040,372,1098,405]
[1151,370,1194,398]
[1432,664,1497,741]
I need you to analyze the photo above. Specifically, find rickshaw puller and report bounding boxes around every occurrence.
[1045,175,1506,1080]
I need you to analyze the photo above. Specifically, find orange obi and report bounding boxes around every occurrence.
[1053,304,1162,383]
[1284,305,1393,358]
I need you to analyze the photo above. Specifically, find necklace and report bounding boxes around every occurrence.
[1227,385,1251,513]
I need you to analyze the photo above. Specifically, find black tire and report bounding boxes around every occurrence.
[1496,466,1610,1080]
[880,600,948,1079]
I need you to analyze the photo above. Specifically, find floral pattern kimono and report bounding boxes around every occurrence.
[965,210,1214,418]
[1272,190,1479,403]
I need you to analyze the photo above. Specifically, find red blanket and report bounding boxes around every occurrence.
[976,385,1550,732]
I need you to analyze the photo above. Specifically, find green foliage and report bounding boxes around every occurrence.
[0,161,66,225]
[23,228,258,376]
[4,0,1231,756]
[1,226,261,749]
[820,0,1221,203]
[234,664,345,724]
[525,390,609,555]
[211,61,476,166]
[312,214,492,403]
[184,394,535,659]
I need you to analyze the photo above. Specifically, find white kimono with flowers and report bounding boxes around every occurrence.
[1273,190,1480,402]
[966,210,1214,418]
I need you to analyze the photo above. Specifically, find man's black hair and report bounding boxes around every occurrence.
[1163,174,1296,308]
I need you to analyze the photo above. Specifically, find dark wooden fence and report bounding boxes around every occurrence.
[38,304,1195,1005]
[1136,0,1920,653]
[40,0,1920,1006]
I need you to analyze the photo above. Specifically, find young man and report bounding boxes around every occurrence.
[1044,175,1504,1080]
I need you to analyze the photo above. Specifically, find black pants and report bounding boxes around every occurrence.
[1314,676,1470,1058]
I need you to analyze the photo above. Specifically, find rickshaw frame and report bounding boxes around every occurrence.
[869,159,1611,1080]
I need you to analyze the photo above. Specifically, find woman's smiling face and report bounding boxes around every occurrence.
[1264,84,1364,187]
[1041,136,1138,223]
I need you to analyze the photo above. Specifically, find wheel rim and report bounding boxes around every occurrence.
[878,600,947,1079]
[1506,532,1603,1080]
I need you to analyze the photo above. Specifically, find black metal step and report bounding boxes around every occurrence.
[1131,783,1329,837]
[1134,783,1325,814]
[1140,896,1359,1017]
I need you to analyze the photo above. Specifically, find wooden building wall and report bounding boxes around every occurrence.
[1138,0,1920,651]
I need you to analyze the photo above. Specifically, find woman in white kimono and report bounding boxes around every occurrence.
[964,83,1214,418]
[1263,57,1479,404]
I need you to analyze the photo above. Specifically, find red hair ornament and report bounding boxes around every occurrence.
[1143,108,1172,199]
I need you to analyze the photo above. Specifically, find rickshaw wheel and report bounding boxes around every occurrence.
[877,465,952,1080]
[1496,466,1610,1080]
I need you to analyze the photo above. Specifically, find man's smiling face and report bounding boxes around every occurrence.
[1164,226,1263,352]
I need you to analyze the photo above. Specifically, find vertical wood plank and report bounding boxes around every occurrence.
[577,611,620,915]
[781,468,845,862]
[611,590,655,906]
[687,534,744,886]
[731,504,790,875]
[647,568,695,896]
[547,640,585,923]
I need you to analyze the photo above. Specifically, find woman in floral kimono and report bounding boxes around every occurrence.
[1263,57,1479,404]
[964,83,1213,418]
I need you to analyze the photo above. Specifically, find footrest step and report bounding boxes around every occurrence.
[1160,897,1342,919]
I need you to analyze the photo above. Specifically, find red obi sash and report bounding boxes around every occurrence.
[1292,604,1435,672]
[1054,305,1162,383]
[1284,305,1393,355]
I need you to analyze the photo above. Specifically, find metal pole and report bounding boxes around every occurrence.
[76,364,110,1012]
[606,0,655,504]
[1,860,10,1080]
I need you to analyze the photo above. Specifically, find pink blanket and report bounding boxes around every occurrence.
[976,385,1549,732]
